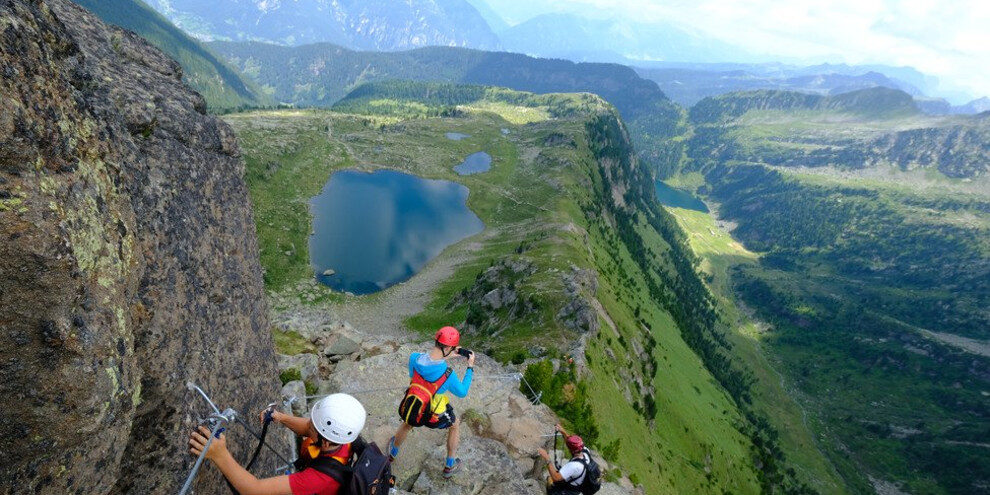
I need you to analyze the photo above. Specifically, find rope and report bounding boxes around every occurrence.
[244,409,273,470]
[234,415,292,466]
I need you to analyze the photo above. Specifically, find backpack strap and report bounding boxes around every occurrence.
[564,454,589,485]
[431,368,453,412]
[350,435,367,458]
[308,456,351,485]
[410,367,453,392]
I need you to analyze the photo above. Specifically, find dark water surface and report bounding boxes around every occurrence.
[453,151,492,175]
[309,169,484,294]
[655,181,709,212]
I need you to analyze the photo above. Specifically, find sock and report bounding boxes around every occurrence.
[389,439,400,458]
[445,457,456,468]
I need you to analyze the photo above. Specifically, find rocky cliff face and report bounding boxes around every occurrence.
[0,0,286,493]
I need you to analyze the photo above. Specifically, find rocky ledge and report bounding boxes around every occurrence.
[271,315,643,495]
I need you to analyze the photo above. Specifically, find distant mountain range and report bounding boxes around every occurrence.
[637,67,923,107]
[497,13,751,64]
[689,88,990,178]
[208,40,684,177]
[136,0,985,110]
[139,0,501,51]
[208,41,666,115]
[73,0,272,111]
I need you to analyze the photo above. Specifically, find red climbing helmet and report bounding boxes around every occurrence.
[435,326,460,347]
[566,435,584,454]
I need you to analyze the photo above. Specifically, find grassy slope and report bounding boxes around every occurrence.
[667,207,848,493]
[683,101,990,494]
[225,101,793,493]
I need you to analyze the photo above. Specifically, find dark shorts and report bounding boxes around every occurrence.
[424,404,456,430]
[546,482,581,495]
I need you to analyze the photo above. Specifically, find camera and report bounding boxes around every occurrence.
[456,347,473,358]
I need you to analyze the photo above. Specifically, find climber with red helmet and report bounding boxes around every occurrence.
[188,393,367,495]
[537,423,602,495]
[389,325,475,478]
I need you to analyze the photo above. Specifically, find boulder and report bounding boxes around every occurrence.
[278,353,321,383]
[324,332,361,357]
[281,381,308,417]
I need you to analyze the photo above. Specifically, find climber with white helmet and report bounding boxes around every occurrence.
[188,393,367,495]
[389,325,475,478]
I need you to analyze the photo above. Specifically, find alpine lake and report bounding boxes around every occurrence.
[308,169,484,295]
[654,181,709,212]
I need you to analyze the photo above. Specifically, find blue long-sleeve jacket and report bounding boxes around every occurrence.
[409,352,472,397]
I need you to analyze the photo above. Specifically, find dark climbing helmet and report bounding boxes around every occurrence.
[435,326,460,347]
[566,435,584,454]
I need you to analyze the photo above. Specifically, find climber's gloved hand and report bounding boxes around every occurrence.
[259,402,278,424]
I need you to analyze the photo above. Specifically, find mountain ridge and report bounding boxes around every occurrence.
[73,0,273,111]
[140,0,502,51]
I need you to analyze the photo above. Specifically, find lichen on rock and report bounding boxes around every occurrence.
[0,1,287,493]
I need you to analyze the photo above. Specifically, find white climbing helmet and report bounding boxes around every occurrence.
[310,393,366,444]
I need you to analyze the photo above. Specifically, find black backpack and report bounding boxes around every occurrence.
[566,450,601,495]
[306,437,396,495]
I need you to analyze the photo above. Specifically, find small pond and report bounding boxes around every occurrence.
[309,169,484,295]
[655,181,709,212]
[453,151,492,176]
[446,132,470,141]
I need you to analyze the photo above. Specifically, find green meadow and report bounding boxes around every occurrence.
[227,92,838,493]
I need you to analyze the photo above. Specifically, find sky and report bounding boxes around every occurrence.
[482,0,990,102]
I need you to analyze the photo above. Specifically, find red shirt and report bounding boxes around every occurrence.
[288,467,342,495]
[288,442,353,495]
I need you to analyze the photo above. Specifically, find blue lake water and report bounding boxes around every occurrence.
[655,181,709,212]
[446,132,470,141]
[309,169,484,295]
[453,152,492,175]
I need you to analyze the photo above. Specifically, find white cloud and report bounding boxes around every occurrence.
[487,0,990,100]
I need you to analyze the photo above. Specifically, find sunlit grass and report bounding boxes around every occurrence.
[462,102,551,124]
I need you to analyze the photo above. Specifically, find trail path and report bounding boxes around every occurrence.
[276,227,500,341]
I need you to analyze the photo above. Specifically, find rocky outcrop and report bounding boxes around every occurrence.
[273,322,640,494]
[0,1,286,493]
[557,265,600,335]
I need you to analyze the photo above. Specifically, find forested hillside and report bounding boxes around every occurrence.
[681,88,990,494]
[73,0,272,112]
[210,41,688,177]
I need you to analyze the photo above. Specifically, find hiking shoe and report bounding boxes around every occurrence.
[442,458,461,479]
